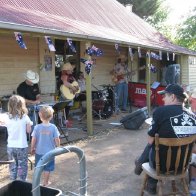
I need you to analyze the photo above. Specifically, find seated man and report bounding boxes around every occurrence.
[75,71,86,102]
[134,84,196,194]
[17,70,40,126]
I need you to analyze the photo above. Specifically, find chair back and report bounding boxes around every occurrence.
[155,134,196,176]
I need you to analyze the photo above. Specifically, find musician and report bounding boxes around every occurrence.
[59,62,79,117]
[17,70,40,105]
[75,71,86,102]
[17,70,40,133]
[112,57,129,114]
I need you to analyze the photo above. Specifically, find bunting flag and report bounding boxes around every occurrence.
[173,53,175,61]
[150,64,157,73]
[115,43,120,54]
[45,36,56,51]
[128,47,134,62]
[80,58,94,75]
[167,52,169,61]
[159,50,162,60]
[150,52,160,60]
[67,38,76,53]
[138,47,141,58]
[86,45,103,56]
[14,32,27,49]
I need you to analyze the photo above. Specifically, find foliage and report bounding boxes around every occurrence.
[174,8,196,51]
[116,0,162,18]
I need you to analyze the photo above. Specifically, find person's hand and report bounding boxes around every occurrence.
[31,148,35,155]
[34,100,41,105]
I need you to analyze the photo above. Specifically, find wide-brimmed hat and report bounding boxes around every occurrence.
[61,62,73,71]
[24,70,39,84]
[158,84,187,99]
[191,88,196,98]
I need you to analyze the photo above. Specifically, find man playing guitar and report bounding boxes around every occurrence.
[59,62,80,117]
[112,57,130,114]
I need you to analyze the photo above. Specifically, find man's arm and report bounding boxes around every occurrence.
[54,137,60,147]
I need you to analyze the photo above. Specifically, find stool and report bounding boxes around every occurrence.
[52,101,71,141]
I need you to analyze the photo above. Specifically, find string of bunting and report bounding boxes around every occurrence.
[67,38,76,53]
[14,32,27,49]
[128,47,134,62]
[80,58,94,75]
[86,45,103,56]
[44,36,56,51]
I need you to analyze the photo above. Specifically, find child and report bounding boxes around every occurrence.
[31,106,60,186]
[189,88,196,114]
[0,95,32,181]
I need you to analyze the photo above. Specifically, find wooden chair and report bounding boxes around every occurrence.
[141,134,196,196]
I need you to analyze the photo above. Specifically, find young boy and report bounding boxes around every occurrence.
[31,106,60,186]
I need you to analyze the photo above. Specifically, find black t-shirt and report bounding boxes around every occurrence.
[148,105,196,172]
[17,81,40,101]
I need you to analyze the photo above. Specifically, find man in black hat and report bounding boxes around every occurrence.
[134,84,196,194]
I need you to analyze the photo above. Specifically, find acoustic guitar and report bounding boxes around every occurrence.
[60,81,80,100]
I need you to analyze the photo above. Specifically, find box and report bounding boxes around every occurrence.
[0,180,62,196]
[120,107,148,130]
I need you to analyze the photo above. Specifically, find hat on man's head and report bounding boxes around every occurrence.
[61,62,73,71]
[24,70,39,84]
[158,84,187,98]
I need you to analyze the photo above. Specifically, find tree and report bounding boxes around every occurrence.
[175,8,196,51]
[117,0,162,18]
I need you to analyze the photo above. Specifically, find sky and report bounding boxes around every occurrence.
[164,0,196,25]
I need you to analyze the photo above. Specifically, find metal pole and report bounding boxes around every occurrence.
[32,146,87,196]
[85,41,93,136]
[146,50,151,114]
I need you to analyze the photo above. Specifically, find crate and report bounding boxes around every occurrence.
[120,107,148,130]
[0,180,62,196]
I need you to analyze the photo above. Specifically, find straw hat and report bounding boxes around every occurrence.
[61,62,73,71]
[24,70,39,84]
[191,88,196,98]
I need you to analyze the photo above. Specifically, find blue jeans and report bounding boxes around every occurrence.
[137,144,158,187]
[115,82,128,111]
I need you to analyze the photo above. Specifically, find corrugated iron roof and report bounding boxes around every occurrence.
[0,0,195,55]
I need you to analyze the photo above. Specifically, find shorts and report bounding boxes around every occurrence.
[35,154,55,172]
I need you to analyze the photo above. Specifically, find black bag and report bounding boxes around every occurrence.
[120,107,148,130]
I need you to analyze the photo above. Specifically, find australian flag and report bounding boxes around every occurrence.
[14,32,27,49]
[86,45,103,56]
[80,58,93,75]
[115,43,120,54]
[45,36,56,51]
[67,38,76,53]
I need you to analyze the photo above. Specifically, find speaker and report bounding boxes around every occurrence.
[120,107,148,130]
[165,64,180,85]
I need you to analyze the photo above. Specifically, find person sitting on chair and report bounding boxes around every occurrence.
[75,71,86,102]
[59,62,79,117]
[17,70,41,127]
[134,84,196,195]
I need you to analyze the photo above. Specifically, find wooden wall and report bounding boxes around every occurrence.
[0,33,39,96]
[0,33,56,101]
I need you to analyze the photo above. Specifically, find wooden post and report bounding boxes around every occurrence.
[146,50,151,114]
[85,41,93,136]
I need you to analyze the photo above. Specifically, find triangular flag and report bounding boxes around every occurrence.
[129,47,134,62]
[115,43,120,54]
[67,38,76,53]
[167,52,169,61]
[138,47,141,58]
[173,53,175,61]
[45,36,56,51]
[14,32,27,49]
[159,51,162,60]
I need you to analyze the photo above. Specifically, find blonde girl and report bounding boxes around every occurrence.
[0,95,32,181]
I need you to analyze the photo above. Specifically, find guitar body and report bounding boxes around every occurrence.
[60,81,80,100]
